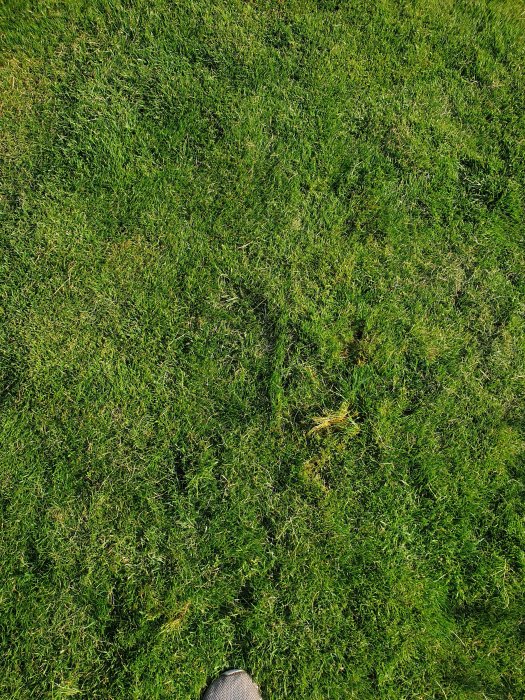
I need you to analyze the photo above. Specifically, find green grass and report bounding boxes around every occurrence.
[1,1,525,698]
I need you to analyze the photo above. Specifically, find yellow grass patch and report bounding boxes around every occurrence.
[160,601,191,635]
[308,403,359,436]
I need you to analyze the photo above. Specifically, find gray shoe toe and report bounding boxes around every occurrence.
[203,670,262,700]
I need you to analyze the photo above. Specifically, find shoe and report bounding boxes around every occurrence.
[203,669,262,700]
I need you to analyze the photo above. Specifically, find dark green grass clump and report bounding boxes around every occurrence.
[1,1,524,697]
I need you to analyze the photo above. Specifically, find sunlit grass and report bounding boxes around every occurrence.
[1,1,524,698]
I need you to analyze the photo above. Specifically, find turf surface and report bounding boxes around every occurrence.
[1,1,525,698]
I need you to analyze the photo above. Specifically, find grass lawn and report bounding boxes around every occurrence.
[1,1,525,698]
